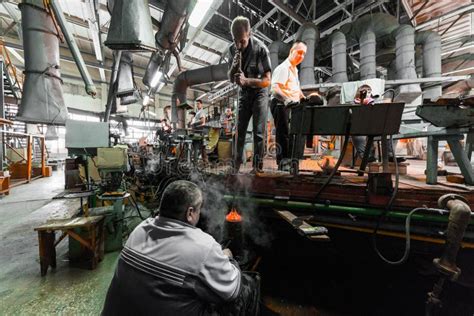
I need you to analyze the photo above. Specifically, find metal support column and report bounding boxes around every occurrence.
[426,136,439,184]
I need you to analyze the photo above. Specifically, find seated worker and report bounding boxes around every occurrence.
[351,84,404,163]
[190,100,208,164]
[102,180,259,315]
[270,40,320,171]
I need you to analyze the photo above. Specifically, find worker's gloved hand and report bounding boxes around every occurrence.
[284,99,299,108]
[223,248,233,258]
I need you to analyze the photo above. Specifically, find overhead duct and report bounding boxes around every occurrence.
[359,27,376,80]
[105,0,156,51]
[416,31,442,100]
[331,31,348,83]
[143,0,193,89]
[172,63,228,128]
[17,1,67,126]
[268,41,291,71]
[116,51,138,105]
[296,23,319,85]
[392,25,422,103]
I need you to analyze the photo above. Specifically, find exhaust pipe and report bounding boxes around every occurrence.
[416,31,442,100]
[331,31,348,83]
[295,23,319,85]
[49,0,97,96]
[392,25,421,102]
[172,63,228,128]
[116,51,138,105]
[17,1,67,126]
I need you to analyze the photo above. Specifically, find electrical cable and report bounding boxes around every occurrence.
[371,134,407,264]
[129,194,146,220]
[314,108,352,200]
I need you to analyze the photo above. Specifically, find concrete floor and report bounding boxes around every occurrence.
[0,171,119,315]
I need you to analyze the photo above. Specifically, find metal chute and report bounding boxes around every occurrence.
[105,0,157,51]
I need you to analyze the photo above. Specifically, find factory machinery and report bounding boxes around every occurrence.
[11,0,474,313]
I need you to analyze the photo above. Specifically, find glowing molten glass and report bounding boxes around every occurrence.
[225,208,242,222]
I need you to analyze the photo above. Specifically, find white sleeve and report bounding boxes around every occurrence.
[271,64,289,86]
[198,243,241,301]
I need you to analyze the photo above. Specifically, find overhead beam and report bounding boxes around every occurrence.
[313,0,354,24]
[252,7,278,31]
[415,4,474,30]
[268,0,306,25]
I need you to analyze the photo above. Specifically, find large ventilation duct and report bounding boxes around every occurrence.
[17,1,67,126]
[296,23,319,85]
[359,28,376,80]
[393,25,422,102]
[49,0,96,96]
[416,31,442,100]
[268,41,291,71]
[105,0,156,51]
[331,31,348,83]
[172,63,228,128]
[116,51,138,105]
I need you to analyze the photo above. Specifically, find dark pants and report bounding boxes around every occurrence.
[205,271,261,316]
[234,88,268,170]
[270,98,289,165]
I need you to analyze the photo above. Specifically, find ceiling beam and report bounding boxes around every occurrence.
[268,0,306,25]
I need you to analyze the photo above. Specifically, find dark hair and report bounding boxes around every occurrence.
[196,99,203,104]
[292,40,307,48]
[159,180,203,221]
[231,16,250,37]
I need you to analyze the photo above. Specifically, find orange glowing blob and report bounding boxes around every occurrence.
[226,208,242,222]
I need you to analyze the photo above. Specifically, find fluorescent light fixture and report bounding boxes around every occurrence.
[188,0,214,28]
[149,71,163,88]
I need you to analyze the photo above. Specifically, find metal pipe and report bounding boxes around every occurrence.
[171,63,229,128]
[296,23,319,85]
[393,24,421,102]
[49,0,96,96]
[331,31,348,83]
[221,195,474,225]
[416,31,442,99]
[359,27,376,80]
[268,41,290,71]
[104,50,122,122]
[426,194,472,315]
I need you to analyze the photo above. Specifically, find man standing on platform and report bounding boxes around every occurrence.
[228,16,272,173]
[270,41,308,171]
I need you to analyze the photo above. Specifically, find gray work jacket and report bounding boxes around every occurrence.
[102,216,241,316]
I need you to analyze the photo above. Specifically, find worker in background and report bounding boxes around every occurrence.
[102,180,260,315]
[191,99,206,127]
[271,41,320,171]
[220,106,234,137]
[187,111,196,129]
[228,16,272,173]
[190,99,208,164]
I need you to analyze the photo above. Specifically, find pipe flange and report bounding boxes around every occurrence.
[433,258,461,281]
[438,194,469,210]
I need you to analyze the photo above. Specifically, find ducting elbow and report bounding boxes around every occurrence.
[171,63,229,128]
[296,23,319,86]
[416,31,442,100]
[331,31,348,83]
